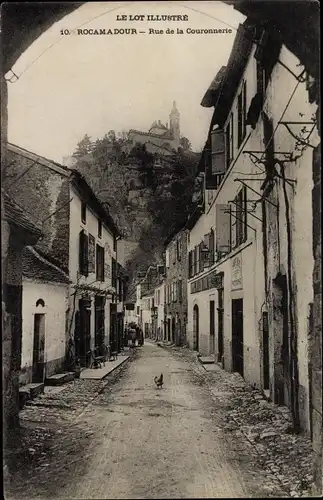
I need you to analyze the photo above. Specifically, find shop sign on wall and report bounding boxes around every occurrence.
[231,253,243,290]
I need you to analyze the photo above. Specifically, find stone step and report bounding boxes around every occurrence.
[199,356,216,365]
[19,382,45,409]
[45,372,75,386]
[204,364,221,372]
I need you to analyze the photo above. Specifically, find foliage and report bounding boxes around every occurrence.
[72,132,200,287]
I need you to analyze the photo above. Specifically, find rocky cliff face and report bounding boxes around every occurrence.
[71,137,201,290]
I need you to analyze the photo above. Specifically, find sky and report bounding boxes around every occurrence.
[7,1,245,163]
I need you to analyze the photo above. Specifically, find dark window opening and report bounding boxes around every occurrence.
[225,113,234,170]
[96,244,105,282]
[237,81,247,148]
[81,202,86,224]
[98,220,102,238]
[79,229,89,277]
[232,187,248,248]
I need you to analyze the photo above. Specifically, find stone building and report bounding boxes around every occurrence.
[1,2,320,492]
[4,144,122,369]
[164,226,189,346]
[135,265,165,339]
[19,246,70,386]
[186,21,320,440]
[2,195,42,443]
[129,101,180,156]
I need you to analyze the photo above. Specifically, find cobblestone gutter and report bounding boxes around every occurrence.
[159,344,315,498]
[4,352,136,498]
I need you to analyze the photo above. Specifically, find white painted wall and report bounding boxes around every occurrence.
[69,185,117,346]
[21,280,68,378]
[187,41,318,427]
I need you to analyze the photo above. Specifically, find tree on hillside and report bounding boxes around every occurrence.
[73,134,93,157]
[180,136,192,151]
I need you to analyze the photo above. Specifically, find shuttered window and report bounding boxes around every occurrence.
[111,258,117,288]
[216,205,231,257]
[79,230,89,277]
[237,81,247,148]
[232,187,248,248]
[96,245,105,282]
[206,129,226,189]
[178,280,183,303]
[188,251,193,278]
[209,229,215,264]
[225,114,234,170]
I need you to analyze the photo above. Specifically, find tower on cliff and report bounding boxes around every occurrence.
[169,101,180,149]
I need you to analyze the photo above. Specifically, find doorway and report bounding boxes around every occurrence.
[262,311,270,390]
[32,313,45,383]
[110,303,117,351]
[232,298,244,376]
[217,288,224,363]
[78,298,91,367]
[167,318,171,342]
[95,295,105,348]
[209,300,215,355]
[193,304,199,352]
[171,317,176,344]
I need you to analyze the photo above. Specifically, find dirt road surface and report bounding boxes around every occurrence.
[18,341,286,499]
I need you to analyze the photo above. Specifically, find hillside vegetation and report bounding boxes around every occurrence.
[71,131,201,290]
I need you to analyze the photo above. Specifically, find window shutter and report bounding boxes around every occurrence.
[178,280,182,303]
[79,230,85,274]
[84,233,89,276]
[101,247,105,281]
[79,230,89,277]
[206,129,225,189]
[216,205,231,256]
[209,229,215,264]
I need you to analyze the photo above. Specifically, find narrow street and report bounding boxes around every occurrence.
[6,342,314,499]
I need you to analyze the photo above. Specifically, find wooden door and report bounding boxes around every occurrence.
[232,299,244,376]
[32,314,45,382]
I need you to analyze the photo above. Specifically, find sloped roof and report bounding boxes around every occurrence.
[201,66,227,108]
[22,246,70,284]
[149,121,168,131]
[4,193,43,237]
[69,169,121,237]
[201,21,254,126]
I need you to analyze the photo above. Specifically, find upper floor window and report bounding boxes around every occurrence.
[225,113,234,170]
[176,238,181,261]
[237,81,247,148]
[81,202,86,224]
[79,229,89,277]
[178,280,183,303]
[113,236,117,252]
[96,244,105,282]
[98,220,102,238]
[207,128,225,191]
[111,258,117,288]
[231,186,248,248]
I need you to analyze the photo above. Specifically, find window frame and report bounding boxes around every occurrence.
[98,219,102,239]
[81,202,87,224]
[225,113,234,170]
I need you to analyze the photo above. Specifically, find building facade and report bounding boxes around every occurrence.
[4,144,122,371]
[19,246,70,385]
[186,22,319,436]
[129,101,180,155]
[164,227,189,346]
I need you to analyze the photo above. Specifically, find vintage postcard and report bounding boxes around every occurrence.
[1,1,321,498]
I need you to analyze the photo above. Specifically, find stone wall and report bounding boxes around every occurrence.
[4,149,70,270]
[165,229,188,345]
